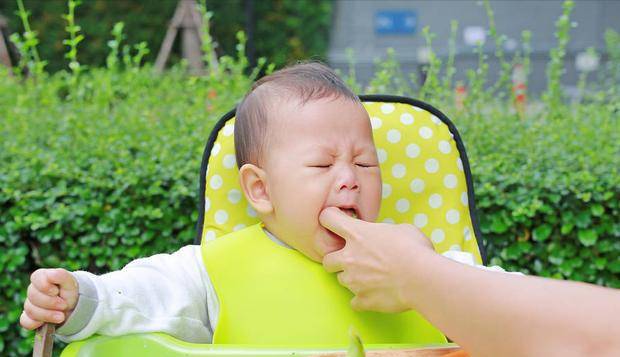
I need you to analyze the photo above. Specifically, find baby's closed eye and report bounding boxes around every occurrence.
[309,164,333,169]
[355,162,377,168]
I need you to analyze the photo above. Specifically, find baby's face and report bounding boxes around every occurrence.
[260,96,381,262]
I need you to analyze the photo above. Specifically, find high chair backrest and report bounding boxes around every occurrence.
[196,95,486,263]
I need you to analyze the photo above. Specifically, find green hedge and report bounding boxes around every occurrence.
[1,0,619,355]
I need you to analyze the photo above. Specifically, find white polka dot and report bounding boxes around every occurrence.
[214,210,229,225]
[391,164,406,178]
[431,115,442,125]
[457,158,463,171]
[438,140,452,154]
[400,112,414,125]
[414,214,428,228]
[381,103,395,114]
[461,192,468,206]
[246,205,257,217]
[425,159,439,173]
[382,183,392,198]
[371,116,382,129]
[223,154,236,169]
[406,143,420,158]
[204,197,211,212]
[222,124,234,136]
[209,175,223,190]
[387,129,401,143]
[211,142,221,156]
[205,230,216,241]
[446,209,460,224]
[377,148,387,164]
[410,179,425,193]
[413,106,423,112]
[449,244,462,251]
[463,227,472,241]
[396,198,410,213]
[233,224,246,231]
[227,189,242,204]
[382,218,395,224]
[429,193,443,208]
[419,126,433,139]
[431,229,445,244]
[444,174,457,189]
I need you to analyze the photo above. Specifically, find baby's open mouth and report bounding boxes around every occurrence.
[340,207,359,219]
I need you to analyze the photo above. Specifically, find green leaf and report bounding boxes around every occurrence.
[533,224,552,242]
[560,223,574,235]
[590,203,605,217]
[577,229,598,247]
[594,257,607,270]
[575,211,591,228]
[490,215,509,234]
[608,260,620,274]
[0,317,8,332]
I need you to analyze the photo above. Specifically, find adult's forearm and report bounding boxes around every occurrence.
[407,252,620,357]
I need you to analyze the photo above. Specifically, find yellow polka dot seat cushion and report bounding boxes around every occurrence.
[198,95,485,263]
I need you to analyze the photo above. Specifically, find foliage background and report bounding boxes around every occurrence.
[0,0,619,355]
[0,0,332,72]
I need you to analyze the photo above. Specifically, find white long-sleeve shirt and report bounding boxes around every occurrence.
[56,242,518,343]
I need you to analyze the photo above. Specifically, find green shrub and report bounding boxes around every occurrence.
[0,0,332,72]
[0,0,618,355]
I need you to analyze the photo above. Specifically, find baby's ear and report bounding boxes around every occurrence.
[238,164,273,214]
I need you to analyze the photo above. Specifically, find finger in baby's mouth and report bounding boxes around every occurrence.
[340,208,358,219]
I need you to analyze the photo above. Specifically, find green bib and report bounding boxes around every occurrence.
[201,224,446,346]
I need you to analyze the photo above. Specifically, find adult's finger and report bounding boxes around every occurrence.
[23,299,65,325]
[336,271,350,288]
[319,207,359,241]
[30,270,59,297]
[20,311,44,330]
[27,284,66,310]
[322,249,345,273]
[350,294,370,312]
[336,271,362,294]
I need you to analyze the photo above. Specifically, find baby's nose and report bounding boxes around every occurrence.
[336,165,359,191]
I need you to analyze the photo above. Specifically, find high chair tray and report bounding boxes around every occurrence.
[61,333,462,356]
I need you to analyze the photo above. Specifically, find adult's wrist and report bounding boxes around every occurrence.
[401,247,443,312]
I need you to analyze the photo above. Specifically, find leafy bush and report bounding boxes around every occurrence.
[0,0,618,355]
[0,0,332,72]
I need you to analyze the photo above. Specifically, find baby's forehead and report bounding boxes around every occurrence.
[266,101,374,149]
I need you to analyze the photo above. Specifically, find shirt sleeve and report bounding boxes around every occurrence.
[56,245,216,343]
[441,250,524,275]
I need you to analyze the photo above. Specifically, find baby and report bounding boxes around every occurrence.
[20,62,487,346]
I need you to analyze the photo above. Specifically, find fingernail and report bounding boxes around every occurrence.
[54,313,64,323]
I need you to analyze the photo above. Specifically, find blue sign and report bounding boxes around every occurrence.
[375,10,417,35]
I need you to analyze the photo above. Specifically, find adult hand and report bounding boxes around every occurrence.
[320,209,620,357]
[20,268,79,330]
[319,206,435,313]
